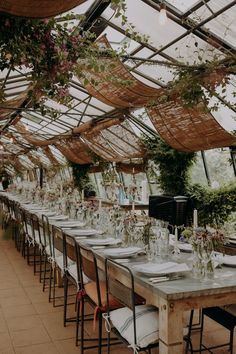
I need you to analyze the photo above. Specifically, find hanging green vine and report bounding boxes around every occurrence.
[143,135,196,196]
[70,162,93,192]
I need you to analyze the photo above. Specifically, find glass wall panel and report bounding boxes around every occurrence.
[190,152,208,186]
[204,148,235,187]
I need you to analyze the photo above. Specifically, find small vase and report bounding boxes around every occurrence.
[192,251,203,279]
[203,255,215,280]
[191,239,215,281]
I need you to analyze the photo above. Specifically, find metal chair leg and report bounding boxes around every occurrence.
[63,276,68,327]
[53,267,56,307]
[81,298,85,354]
[76,295,81,346]
[48,264,53,303]
[230,328,234,354]
[98,311,103,354]
[199,311,204,353]
[185,310,194,354]
[42,255,47,292]
[39,252,42,283]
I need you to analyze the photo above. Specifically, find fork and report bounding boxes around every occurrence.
[149,274,183,283]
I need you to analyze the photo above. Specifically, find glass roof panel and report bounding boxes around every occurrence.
[102,0,185,50]
[163,33,224,64]
[99,26,140,53]
[131,71,161,88]
[165,0,202,13]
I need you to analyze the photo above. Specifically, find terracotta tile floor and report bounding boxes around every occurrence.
[0,225,234,354]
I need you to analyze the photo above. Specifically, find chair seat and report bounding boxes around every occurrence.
[84,281,122,309]
[203,306,236,331]
[67,263,90,285]
[110,305,159,348]
[45,245,62,258]
[25,228,40,244]
[55,255,74,270]
[224,304,236,317]
[110,305,190,349]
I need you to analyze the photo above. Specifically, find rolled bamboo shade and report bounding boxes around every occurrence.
[147,100,236,151]
[79,35,159,108]
[0,0,86,18]
[43,147,60,166]
[55,138,92,164]
[0,90,29,121]
[82,120,145,162]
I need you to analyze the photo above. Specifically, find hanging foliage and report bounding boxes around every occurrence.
[143,135,196,196]
[70,162,94,193]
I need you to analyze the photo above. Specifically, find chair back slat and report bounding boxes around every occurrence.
[31,214,42,243]
[105,260,135,310]
[79,247,97,282]
[51,225,64,259]
[108,276,133,308]
[42,214,50,248]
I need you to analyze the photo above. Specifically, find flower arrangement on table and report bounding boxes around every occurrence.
[182,226,225,279]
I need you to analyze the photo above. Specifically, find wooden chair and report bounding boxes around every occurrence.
[104,258,193,354]
[76,243,122,354]
[200,306,236,353]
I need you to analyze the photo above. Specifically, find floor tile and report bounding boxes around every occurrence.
[0,287,25,299]
[0,332,14,351]
[10,325,51,347]
[40,312,75,340]
[54,338,80,354]
[33,301,63,315]
[2,303,37,319]
[7,314,42,332]
[0,312,8,334]
[23,286,48,304]
[14,342,59,354]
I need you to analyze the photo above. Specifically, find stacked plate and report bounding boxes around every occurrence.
[72,229,101,237]
[103,247,142,258]
[83,238,121,246]
[56,221,85,228]
[228,234,236,245]
[132,262,190,276]
[48,215,69,221]
[218,254,236,267]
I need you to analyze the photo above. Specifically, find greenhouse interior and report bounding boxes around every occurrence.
[0,0,236,353]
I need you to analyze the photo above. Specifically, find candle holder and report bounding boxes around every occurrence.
[172,227,181,259]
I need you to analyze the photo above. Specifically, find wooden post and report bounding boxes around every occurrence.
[159,298,184,354]
[39,166,43,188]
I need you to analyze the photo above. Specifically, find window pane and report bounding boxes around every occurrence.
[190,152,208,186]
[204,148,235,187]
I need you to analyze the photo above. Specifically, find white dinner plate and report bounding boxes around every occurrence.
[178,243,193,253]
[103,247,142,258]
[57,221,85,228]
[169,238,193,253]
[40,211,57,217]
[229,239,236,245]
[84,238,121,246]
[70,229,101,236]
[48,215,69,221]
[220,255,236,267]
[132,262,190,276]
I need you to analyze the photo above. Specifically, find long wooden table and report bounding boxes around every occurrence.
[2,192,236,354]
[82,245,236,354]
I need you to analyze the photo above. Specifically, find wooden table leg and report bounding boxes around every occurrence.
[159,297,184,354]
